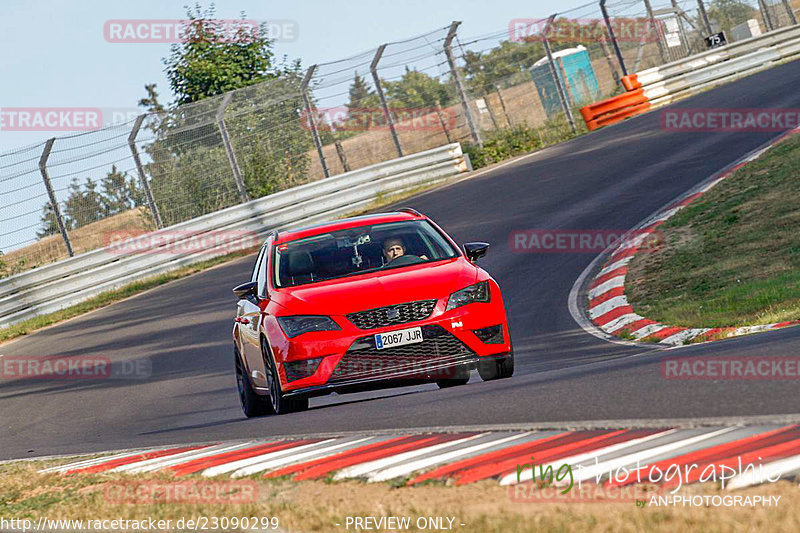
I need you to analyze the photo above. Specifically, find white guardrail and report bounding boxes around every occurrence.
[0,143,471,328]
[637,24,800,107]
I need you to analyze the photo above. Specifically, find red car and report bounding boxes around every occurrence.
[232,208,513,416]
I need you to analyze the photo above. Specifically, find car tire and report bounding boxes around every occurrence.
[262,337,309,415]
[235,347,274,417]
[436,365,470,388]
[478,353,514,381]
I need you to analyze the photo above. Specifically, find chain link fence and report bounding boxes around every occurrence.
[1,0,797,278]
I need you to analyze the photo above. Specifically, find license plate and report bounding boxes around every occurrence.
[375,326,423,350]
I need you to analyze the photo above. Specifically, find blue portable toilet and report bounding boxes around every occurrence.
[530,46,601,119]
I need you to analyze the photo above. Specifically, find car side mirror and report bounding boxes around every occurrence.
[233,281,259,300]
[463,242,490,263]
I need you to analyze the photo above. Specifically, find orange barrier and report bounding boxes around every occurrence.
[580,88,648,128]
[621,74,642,91]
[585,101,651,131]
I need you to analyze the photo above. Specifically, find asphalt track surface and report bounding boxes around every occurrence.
[3,62,800,460]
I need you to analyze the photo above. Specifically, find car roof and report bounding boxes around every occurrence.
[274,210,426,244]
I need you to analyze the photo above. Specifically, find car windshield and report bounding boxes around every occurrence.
[273,220,459,287]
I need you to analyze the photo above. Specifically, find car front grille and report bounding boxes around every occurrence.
[346,299,437,330]
[329,325,476,382]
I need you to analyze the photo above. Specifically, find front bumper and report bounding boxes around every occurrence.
[269,298,511,393]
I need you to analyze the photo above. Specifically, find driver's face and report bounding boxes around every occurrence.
[383,240,405,261]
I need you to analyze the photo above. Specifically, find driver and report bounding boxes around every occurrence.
[383,237,427,264]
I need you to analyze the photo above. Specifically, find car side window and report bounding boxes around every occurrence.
[257,240,271,298]
[251,245,267,284]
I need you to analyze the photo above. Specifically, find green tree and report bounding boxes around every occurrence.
[139,4,312,225]
[382,68,453,109]
[37,202,61,238]
[64,178,104,228]
[707,0,758,33]
[101,165,145,215]
[347,73,379,109]
[462,40,545,96]
[164,4,279,106]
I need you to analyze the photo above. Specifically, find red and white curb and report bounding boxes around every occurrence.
[38,425,800,490]
[587,129,800,346]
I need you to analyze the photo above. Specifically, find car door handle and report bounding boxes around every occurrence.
[235,317,250,325]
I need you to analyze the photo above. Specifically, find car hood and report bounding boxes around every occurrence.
[272,258,478,316]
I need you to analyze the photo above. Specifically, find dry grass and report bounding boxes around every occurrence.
[1,207,154,278]
[1,460,798,532]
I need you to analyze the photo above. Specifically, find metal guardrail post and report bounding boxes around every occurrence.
[301,65,330,178]
[543,15,577,133]
[128,114,163,229]
[216,93,250,202]
[444,21,483,147]
[781,0,798,25]
[644,0,668,64]
[697,0,713,35]
[758,0,775,31]
[38,138,74,257]
[370,45,403,158]
[600,0,628,76]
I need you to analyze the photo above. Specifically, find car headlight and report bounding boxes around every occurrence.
[277,316,341,338]
[446,281,490,311]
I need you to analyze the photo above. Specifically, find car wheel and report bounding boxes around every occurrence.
[436,365,470,388]
[261,337,309,415]
[235,347,273,417]
[478,353,514,381]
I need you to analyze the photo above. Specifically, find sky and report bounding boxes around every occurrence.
[0,0,593,153]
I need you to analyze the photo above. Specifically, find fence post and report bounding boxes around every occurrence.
[370,45,403,158]
[671,0,693,56]
[643,0,668,64]
[444,21,483,147]
[128,114,163,229]
[543,15,577,133]
[599,33,622,88]
[757,0,775,31]
[216,93,250,202]
[334,140,351,173]
[38,138,74,257]
[435,102,454,143]
[697,0,713,35]
[781,0,798,25]
[494,85,511,127]
[300,65,331,179]
[600,0,628,76]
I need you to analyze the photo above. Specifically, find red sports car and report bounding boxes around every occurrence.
[232,208,513,416]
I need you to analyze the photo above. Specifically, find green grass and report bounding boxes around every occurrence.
[626,134,800,328]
